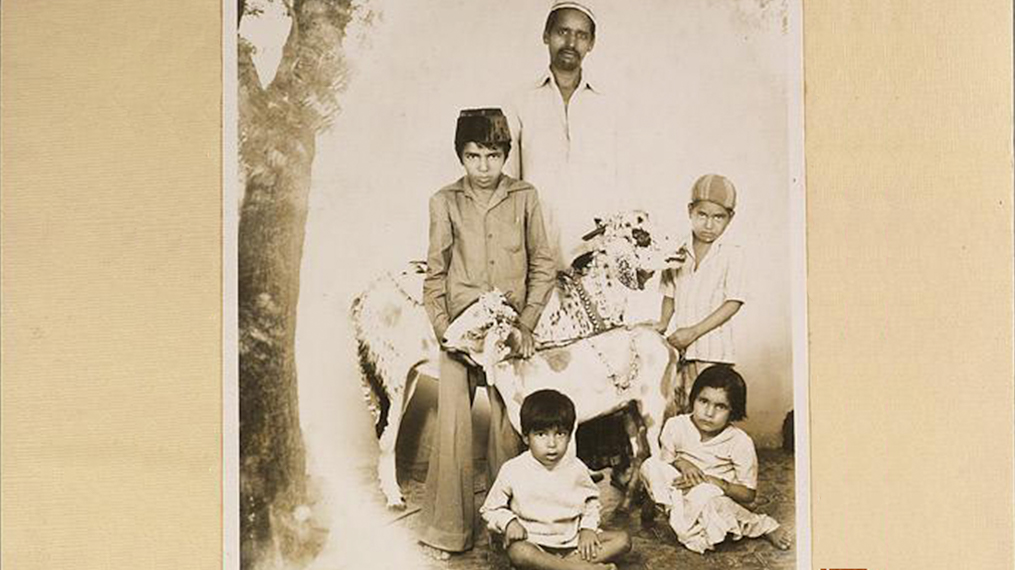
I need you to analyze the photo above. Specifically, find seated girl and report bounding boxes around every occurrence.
[638,365,792,553]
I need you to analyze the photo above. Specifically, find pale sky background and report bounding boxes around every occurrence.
[240,0,801,566]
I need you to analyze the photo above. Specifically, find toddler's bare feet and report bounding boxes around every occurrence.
[419,543,451,561]
[563,552,615,570]
[764,526,792,550]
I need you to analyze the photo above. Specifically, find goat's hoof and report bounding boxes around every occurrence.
[385,499,407,510]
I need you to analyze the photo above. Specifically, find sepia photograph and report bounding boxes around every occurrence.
[232,0,807,568]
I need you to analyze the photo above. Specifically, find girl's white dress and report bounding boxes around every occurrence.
[639,415,780,553]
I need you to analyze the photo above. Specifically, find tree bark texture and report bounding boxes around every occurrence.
[237,1,355,568]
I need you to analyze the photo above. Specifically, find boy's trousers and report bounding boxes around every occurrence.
[678,359,718,412]
[419,350,522,552]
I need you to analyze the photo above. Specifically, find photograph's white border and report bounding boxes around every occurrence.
[786,0,811,565]
[222,0,240,567]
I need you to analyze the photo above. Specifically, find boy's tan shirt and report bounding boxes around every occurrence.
[423,175,557,338]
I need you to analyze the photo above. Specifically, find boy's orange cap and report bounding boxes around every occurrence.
[690,174,737,211]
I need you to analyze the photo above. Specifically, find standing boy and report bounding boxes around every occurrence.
[421,108,557,557]
[657,174,747,406]
[481,389,631,570]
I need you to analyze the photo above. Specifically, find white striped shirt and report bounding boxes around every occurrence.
[659,234,747,363]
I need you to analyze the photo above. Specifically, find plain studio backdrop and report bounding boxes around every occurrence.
[241,0,799,566]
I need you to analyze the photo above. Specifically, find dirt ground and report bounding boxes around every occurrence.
[377,449,796,570]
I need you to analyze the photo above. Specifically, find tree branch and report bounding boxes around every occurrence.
[237,36,263,98]
[270,2,302,90]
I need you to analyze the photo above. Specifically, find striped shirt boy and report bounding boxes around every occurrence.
[659,232,747,364]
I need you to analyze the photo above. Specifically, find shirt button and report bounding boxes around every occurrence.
[489,260,495,265]
[488,233,493,238]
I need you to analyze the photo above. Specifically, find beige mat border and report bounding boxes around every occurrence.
[1,1,1012,569]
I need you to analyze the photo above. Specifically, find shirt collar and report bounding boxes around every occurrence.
[702,424,735,445]
[453,175,529,211]
[450,175,526,194]
[523,449,573,472]
[535,67,603,95]
[679,231,731,264]
[683,414,735,445]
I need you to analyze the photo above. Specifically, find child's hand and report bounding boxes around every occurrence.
[509,326,536,359]
[674,459,707,489]
[504,519,527,543]
[666,327,698,351]
[576,529,602,561]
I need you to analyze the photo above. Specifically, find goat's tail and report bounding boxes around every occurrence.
[350,292,392,439]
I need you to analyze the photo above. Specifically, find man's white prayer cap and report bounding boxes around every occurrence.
[547,0,597,27]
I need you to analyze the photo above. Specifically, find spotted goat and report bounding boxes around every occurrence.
[350,211,681,508]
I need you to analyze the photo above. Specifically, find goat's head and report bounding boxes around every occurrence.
[575,210,678,290]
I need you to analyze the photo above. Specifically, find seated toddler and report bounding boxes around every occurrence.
[481,389,631,570]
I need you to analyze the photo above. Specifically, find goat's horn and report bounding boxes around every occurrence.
[581,225,606,241]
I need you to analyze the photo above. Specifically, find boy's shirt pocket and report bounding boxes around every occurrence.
[489,208,525,253]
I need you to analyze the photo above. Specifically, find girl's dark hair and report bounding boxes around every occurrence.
[689,365,748,421]
[520,389,576,435]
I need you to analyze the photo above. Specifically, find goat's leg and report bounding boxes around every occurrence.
[376,403,404,509]
[616,403,651,512]
[376,373,420,509]
[610,405,639,488]
[623,382,671,510]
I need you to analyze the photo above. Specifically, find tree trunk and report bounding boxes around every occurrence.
[238,46,320,570]
[236,2,356,566]
[237,127,319,570]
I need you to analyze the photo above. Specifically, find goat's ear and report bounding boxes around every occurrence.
[581,224,606,242]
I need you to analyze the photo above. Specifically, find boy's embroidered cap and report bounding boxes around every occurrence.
[455,108,511,149]
[690,174,737,211]
[548,0,597,27]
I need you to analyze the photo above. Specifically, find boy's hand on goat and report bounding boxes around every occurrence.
[666,327,698,351]
[508,326,536,359]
